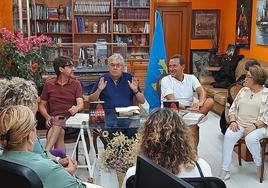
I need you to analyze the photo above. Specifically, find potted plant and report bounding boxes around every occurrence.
[0,28,53,88]
[100,132,139,187]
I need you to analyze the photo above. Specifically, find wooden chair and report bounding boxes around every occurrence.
[236,138,268,183]
[228,82,268,183]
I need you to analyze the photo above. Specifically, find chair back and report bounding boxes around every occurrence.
[126,175,135,188]
[227,82,243,104]
[156,73,168,100]
[182,177,226,188]
[0,159,43,188]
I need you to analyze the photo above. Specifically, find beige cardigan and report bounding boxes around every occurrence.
[229,87,268,136]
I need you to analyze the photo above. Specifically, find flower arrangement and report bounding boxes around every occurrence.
[0,28,53,88]
[100,132,140,173]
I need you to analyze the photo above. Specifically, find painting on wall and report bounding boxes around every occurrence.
[235,0,253,48]
[190,49,211,78]
[256,0,268,45]
[192,10,220,39]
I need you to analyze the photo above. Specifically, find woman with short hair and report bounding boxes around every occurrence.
[220,65,268,181]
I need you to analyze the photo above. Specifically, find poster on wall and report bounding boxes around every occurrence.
[256,0,268,45]
[190,49,211,78]
[191,10,220,40]
[235,0,253,48]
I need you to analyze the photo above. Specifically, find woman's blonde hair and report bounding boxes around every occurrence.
[0,105,36,150]
[138,108,197,174]
[0,77,38,111]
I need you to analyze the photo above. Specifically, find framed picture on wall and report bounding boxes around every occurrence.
[235,0,253,48]
[192,10,220,39]
[256,0,268,45]
[190,49,212,78]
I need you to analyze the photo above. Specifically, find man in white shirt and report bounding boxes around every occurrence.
[161,54,214,115]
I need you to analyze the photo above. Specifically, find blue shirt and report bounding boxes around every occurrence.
[91,72,140,109]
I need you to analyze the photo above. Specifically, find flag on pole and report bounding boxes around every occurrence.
[144,10,168,112]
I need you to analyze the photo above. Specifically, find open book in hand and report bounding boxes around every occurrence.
[115,106,140,117]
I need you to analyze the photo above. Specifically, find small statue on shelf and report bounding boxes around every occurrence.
[84,19,90,32]
[57,4,65,20]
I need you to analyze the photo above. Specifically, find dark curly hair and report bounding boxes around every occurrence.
[138,108,197,174]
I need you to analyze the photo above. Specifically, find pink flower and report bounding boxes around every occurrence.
[0,28,52,88]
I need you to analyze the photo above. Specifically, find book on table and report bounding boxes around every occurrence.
[65,113,88,127]
[115,106,140,117]
[162,100,179,112]
[89,101,105,123]
[182,112,205,125]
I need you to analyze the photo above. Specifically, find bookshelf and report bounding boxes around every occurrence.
[13,0,150,90]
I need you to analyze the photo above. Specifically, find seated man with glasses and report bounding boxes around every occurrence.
[88,53,145,139]
[39,56,84,152]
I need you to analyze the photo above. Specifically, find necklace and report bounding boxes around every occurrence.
[250,87,263,99]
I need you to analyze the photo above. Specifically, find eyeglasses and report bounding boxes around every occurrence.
[63,63,75,68]
[109,63,122,69]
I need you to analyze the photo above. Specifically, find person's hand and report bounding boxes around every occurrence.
[58,157,69,167]
[46,116,53,129]
[68,105,78,116]
[128,77,139,93]
[97,77,107,91]
[243,126,256,136]
[187,101,199,112]
[229,121,240,132]
[66,157,77,175]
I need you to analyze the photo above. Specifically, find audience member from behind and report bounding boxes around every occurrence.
[0,77,68,164]
[0,77,42,153]
[220,65,268,181]
[161,54,214,115]
[0,105,102,188]
[39,56,84,151]
[121,108,212,188]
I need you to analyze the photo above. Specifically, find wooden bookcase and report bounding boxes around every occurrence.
[24,0,150,60]
[13,0,150,90]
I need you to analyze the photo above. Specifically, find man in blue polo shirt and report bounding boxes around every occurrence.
[88,53,145,139]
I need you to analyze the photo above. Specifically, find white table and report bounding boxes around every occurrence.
[65,113,96,180]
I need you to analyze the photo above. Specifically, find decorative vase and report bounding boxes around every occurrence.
[116,171,126,188]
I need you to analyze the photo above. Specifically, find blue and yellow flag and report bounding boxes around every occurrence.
[144,11,167,112]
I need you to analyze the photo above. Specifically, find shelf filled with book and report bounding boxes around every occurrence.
[31,0,73,43]
[12,0,151,89]
[73,0,112,43]
[112,0,150,61]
